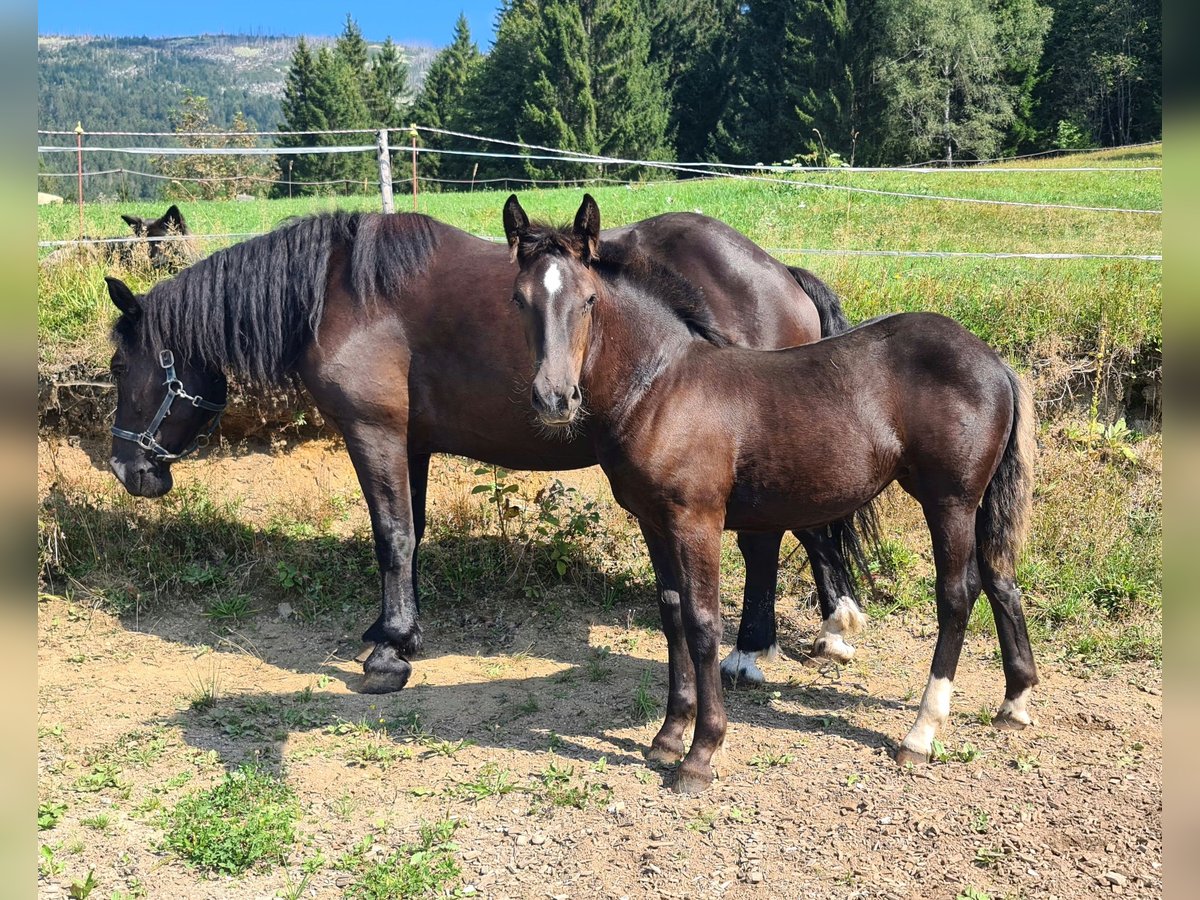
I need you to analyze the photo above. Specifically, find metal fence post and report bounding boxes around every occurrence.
[376,129,394,214]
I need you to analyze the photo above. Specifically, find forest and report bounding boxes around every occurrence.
[38,1,1161,198]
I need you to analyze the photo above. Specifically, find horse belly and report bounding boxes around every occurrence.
[724,453,887,532]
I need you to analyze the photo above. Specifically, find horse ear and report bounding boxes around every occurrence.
[502,194,529,262]
[573,193,600,263]
[160,204,186,233]
[105,276,141,318]
[121,214,146,235]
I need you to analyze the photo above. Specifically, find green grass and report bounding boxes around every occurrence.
[38,145,1161,375]
[163,765,297,874]
[337,821,461,900]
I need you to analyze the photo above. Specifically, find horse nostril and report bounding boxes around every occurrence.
[570,385,582,404]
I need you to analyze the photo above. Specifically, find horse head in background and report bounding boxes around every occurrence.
[120,204,196,268]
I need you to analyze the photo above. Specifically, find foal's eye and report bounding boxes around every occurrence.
[512,292,525,309]
[586,294,597,307]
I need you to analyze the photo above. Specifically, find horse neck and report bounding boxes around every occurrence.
[583,279,697,429]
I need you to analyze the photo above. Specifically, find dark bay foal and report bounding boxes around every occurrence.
[504,195,1038,793]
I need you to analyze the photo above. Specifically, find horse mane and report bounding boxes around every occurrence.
[516,222,730,347]
[135,212,439,386]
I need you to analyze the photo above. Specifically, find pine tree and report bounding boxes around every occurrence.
[410,14,483,182]
[312,47,374,191]
[334,14,373,105]
[370,38,409,129]
[275,37,330,195]
[590,0,673,174]
[715,0,852,165]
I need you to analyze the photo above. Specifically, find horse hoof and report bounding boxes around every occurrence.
[992,711,1029,731]
[646,744,684,765]
[720,649,765,688]
[895,746,929,767]
[673,765,713,794]
[810,636,855,665]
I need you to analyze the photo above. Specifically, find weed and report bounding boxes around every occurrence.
[687,808,718,834]
[205,593,252,622]
[1015,754,1041,773]
[81,813,111,831]
[846,773,862,787]
[68,870,97,899]
[631,668,661,723]
[73,763,124,794]
[39,800,67,830]
[972,846,1008,869]
[516,694,540,717]
[749,751,795,771]
[931,740,980,764]
[530,759,612,812]
[957,889,992,900]
[340,820,461,900]
[970,808,991,834]
[586,646,614,683]
[164,765,297,874]
[39,844,64,877]
[453,763,516,802]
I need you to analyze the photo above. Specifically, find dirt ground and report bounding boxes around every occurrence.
[37,438,1162,899]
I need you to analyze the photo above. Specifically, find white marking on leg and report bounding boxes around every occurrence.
[543,261,562,298]
[811,596,867,663]
[720,647,771,684]
[997,687,1032,725]
[901,675,953,757]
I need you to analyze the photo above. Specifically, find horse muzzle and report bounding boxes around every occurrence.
[532,382,582,426]
[110,456,174,498]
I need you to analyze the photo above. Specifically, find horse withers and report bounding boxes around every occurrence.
[504,194,1038,793]
[101,207,871,694]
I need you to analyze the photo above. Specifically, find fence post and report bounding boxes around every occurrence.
[75,121,84,239]
[409,123,419,211]
[377,129,394,214]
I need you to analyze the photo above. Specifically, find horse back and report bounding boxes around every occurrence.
[605,213,821,348]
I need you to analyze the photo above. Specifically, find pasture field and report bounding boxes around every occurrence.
[37,147,1161,898]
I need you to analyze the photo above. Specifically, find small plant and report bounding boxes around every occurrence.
[205,593,252,623]
[531,759,612,812]
[930,740,978,764]
[631,669,661,723]
[957,888,993,900]
[472,465,522,535]
[340,820,461,900]
[972,846,1008,869]
[970,807,991,834]
[749,751,795,771]
[38,800,67,830]
[586,646,614,683]
[845,773,862,787]
[453,763,515,802]
[164,766,297,874]
[39,844,64,877]
[1014,754,1040,773]
[687,807,718,834]
[970,706,994,726]
[1064,417,1139,462]
[68,870,97,899]
[73,763,124,794]
[81,813,111,831]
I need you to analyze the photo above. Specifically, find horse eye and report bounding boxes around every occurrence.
[586,294,597,307]
[512,292,525,309]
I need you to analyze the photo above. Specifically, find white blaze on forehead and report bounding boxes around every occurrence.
[543,261,563,298]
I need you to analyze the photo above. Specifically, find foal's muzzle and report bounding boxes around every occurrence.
[532,382,582,425]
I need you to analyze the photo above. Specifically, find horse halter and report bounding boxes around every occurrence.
[111,350,226,462]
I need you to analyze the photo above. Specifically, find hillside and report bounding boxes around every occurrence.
[38,34,437,198]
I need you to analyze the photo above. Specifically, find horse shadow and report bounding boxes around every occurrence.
[43,485,909,782]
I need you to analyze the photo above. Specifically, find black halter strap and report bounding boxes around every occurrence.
[111,350,226,462]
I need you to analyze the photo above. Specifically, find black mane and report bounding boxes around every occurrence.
[516,222,730,347]
[130,211,440,386]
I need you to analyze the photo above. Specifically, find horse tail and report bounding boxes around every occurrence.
[977,366,1036,576]
[787,265,852,337]
[786,265,884,593]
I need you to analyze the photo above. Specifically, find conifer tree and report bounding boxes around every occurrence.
[370,38,409,129]
[410,15,483,182]
[275,38,330,195]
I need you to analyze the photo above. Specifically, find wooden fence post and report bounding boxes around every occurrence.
[409,123,419,211]
[377,128,394,214]
[75,121,84,239]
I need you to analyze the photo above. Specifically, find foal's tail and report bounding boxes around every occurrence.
[788,266,852,338]
[977,366,1036,575]
[788,265,883,591]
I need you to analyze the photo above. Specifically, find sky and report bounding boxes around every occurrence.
[36,1,506,47]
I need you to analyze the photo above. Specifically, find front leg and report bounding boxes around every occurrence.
[640,524,696,764]
[662,515,727,794]
[341,424,421,693]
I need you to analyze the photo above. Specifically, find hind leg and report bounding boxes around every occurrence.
[896,503,981,765]
[980,556,1039,729]
[796,527,867,665]
[721,532,782,687]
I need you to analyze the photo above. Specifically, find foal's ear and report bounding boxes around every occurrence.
[159,204,186,233]
[502,194,529,262]
[105,276,141,318]
[573,193,600,263]
[121,214,146,235]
